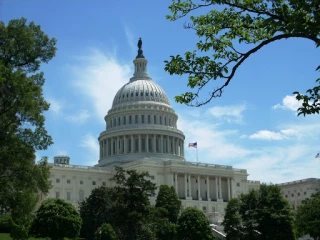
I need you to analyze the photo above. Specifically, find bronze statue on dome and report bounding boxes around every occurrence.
[138,38,142,50]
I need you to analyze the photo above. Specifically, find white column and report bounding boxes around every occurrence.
[123,136,127,154]
[181,141,184,157]
[138,134,141,153]
[161,135,163,153]
[146,134,149,153]
[184,174,187,198]
[215,177,218,200]
[176,138,179,155]
[106,138,109,157]
[197,175,201,200]
[153,135,156,153]
[131,135,134,153]
[111,138,114,155]
[219,177,222,200]
[99,142,102,158]
[207,176,211,201]
[188,175,191,198]
[117,137,119,154]
[227,177,231,200]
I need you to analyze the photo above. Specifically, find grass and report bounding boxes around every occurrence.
[0,233,45,239]
[0,233,85,240]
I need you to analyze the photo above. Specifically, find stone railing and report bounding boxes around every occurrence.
[50,163,110,173]
[164,160,247,173]
[247,180,260,184]
[102,124,184,135]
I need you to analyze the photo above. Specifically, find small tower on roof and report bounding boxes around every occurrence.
[132,38,149,80]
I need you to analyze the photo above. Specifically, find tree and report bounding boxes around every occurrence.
[0,17,56,222]
[222,198,242,240]
[79,186,116,240]
[295,191,320,240]
[30,198,82,240]
[155,185,181,223]
[110,166,157,240]
[164,0,320,115]
[222,184,295,240]
[155,218,177,240]
[177,207,215,240]
[94,223,117,240]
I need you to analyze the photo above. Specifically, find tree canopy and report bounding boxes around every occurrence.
[295,191,320,240]
[0,17,56,223]
[165,0,320,115]
[155,185,181,223]
[30,198,82,240]
[94,223,117,240]
[222,184,295,240]
[177,207,215,240]
[79,186,116,240]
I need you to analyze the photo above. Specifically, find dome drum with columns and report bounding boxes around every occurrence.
[97,38,185,167]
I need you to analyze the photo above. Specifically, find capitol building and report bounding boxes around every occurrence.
[45,39,260,223]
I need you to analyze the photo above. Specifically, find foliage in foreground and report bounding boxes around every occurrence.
[155,185,181,223]
[295,191,320,240]
[177,207,215,240]
[79,186,115,240]
[94,223,117,240]
[164,0,320,116]
[30,198,82,240]
[0,17,56,233]
[222,184,295,240]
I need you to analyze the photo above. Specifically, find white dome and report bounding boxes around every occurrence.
[112,79,170,107]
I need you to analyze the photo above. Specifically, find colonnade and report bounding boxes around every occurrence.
[100,134,184,158]
[173,173,233,201]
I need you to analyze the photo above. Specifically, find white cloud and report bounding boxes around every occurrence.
[124,24,136,54]
[249,130,286,140]
[208,103,246,123]
[48,98,62,114]
[65,109,90,124]
[80,133,99,166]
[272,95,301,111]
[70,49,131,122]
[178,112,252,162]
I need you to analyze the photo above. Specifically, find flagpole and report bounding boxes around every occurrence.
[196,141,198,163]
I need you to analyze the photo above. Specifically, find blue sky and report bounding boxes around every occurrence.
[2,0,319,183]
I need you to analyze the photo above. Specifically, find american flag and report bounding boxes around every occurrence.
[316,153,320,158]
[188,142,197,148]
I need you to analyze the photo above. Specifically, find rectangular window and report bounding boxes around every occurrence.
[118,117,120,125]
[92,181,96,186]
[148,115,151,123]
[160,116,162,124]
[291,193,294,197]
[129,116,132,124]
[56,179,60,183]
[67,179,71,184]
[154,115,157,124]
[237,183,240,187]
[80,180,83,185]
[135,115,138,124]
[123,116,126,125]
[103,182,106,186]
[298,192,300,196]
[165,117,167,125]
[141,115,145,123]
[304,192,307,195]
[56,192,60,198]
[67,192,71,201]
